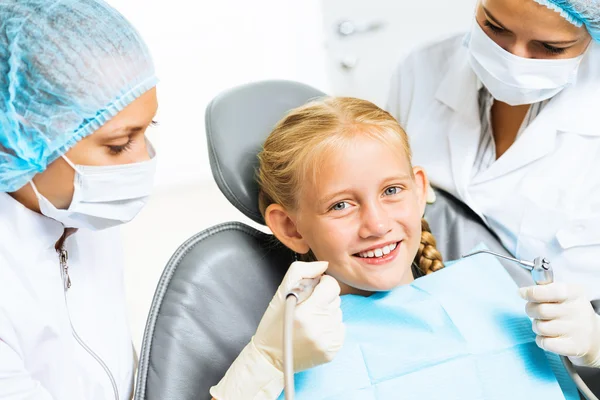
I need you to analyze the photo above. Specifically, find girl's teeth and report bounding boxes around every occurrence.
[358,243,398,258]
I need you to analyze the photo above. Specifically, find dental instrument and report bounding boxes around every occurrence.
[283,277,321,400]
[461,249,553,285]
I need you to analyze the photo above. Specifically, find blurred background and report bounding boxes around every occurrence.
[104,0,477,352]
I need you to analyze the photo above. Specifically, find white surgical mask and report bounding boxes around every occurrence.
[465,20,586,105]
[31,142,157,230]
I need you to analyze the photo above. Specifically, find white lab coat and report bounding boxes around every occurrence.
[388,34,600,300]
[0,193,135,400]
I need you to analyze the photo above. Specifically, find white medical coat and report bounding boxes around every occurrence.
[0,193,135,399]
[387,34,600,300]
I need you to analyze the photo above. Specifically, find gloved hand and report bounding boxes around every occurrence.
[519,283,600,368]
[210,261,345,399]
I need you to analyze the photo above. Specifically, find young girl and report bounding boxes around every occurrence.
[209,97,577,400]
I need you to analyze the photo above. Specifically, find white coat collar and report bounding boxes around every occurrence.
[0,192,65,252]
[434,46,483,198]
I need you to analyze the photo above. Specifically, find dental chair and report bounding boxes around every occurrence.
[133,80,600,400]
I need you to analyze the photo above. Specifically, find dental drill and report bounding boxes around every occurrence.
[283,277,321,400]
[461,249,598,400]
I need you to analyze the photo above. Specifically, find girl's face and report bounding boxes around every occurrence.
[266,134,428,296]
[476,0,591,59]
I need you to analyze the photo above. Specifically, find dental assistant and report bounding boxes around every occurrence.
[0,1,158,399]
[387,0,600,368]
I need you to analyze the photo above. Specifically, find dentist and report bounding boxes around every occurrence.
[387,0,600,368]
[0,0,158,398]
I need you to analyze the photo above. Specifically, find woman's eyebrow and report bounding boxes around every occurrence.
[482,6,509,31]
[102,125,146,140]
[542,39,579,45]
[483,6,579,45]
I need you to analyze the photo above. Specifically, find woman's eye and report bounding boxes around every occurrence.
[384,186,401,196]
[542,43,567,55]
[331,202,349,211]
[484,20,505,35]
[107,138,133,155]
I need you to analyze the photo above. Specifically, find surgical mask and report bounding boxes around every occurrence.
[30,142,157,231]
[465,20,586,106]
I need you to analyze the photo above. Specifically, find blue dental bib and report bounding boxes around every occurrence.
[281,245,578,400]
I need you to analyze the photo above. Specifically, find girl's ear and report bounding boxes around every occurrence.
[412,166,428,216]
[265,203,311,254]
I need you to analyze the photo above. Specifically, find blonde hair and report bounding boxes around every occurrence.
[257,97,443,275]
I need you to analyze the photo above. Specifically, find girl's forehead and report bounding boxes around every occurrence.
[301,137,413,194]
[313,133,410,170]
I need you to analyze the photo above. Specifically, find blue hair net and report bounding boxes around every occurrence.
[0,0,158,192]
[534,0,600,42]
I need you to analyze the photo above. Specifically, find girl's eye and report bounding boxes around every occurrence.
[108,137,133,155]
[384,186,401,196]
[484,20,505,35]
[331,202,349,211]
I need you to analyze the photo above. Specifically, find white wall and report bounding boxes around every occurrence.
[321,0,477,107]
[108,0,330,188]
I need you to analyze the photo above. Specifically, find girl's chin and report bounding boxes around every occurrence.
[340,275,415,296]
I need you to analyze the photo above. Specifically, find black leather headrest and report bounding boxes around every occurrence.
[205,80,326,224]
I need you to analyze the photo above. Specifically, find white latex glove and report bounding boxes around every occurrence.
[210,261,345,399]
[519,282,600,368]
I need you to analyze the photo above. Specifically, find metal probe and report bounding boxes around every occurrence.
[461,249,553,285]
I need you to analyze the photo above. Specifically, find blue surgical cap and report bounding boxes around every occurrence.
[0,0,158,192]
[534,0,600,42]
